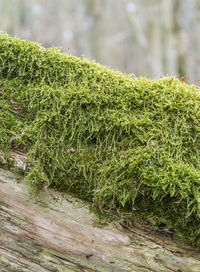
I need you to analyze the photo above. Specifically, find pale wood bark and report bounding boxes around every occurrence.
[0,153,200,271]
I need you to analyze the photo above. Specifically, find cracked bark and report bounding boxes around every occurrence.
[0,153,200,271]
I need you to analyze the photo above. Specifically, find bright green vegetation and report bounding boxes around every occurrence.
[1,33,200,246]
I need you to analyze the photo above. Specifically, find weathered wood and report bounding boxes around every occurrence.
[0,167,200,272]
[0,150,27,171]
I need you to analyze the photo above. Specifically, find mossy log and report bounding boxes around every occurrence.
[1,35,200,270]
[0,157,200,271]
[2,34,200,247]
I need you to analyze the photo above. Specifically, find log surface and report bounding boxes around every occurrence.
[0,167,200,272]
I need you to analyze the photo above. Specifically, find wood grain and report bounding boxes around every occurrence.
[0,167,200,271]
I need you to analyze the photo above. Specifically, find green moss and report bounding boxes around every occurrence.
[1,33,200,246]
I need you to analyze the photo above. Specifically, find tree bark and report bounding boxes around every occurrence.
[0,154,200,271]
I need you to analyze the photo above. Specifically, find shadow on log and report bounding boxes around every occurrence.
[0,166,200,272]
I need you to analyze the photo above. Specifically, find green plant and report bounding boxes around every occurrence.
[1,33,200,246]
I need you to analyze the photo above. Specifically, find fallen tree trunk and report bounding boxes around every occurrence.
[0,165,200,272]
[1,35,200,272]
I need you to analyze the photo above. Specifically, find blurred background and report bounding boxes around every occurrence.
[0,0,200,84]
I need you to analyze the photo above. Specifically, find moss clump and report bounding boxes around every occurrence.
[1,33,200,246]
